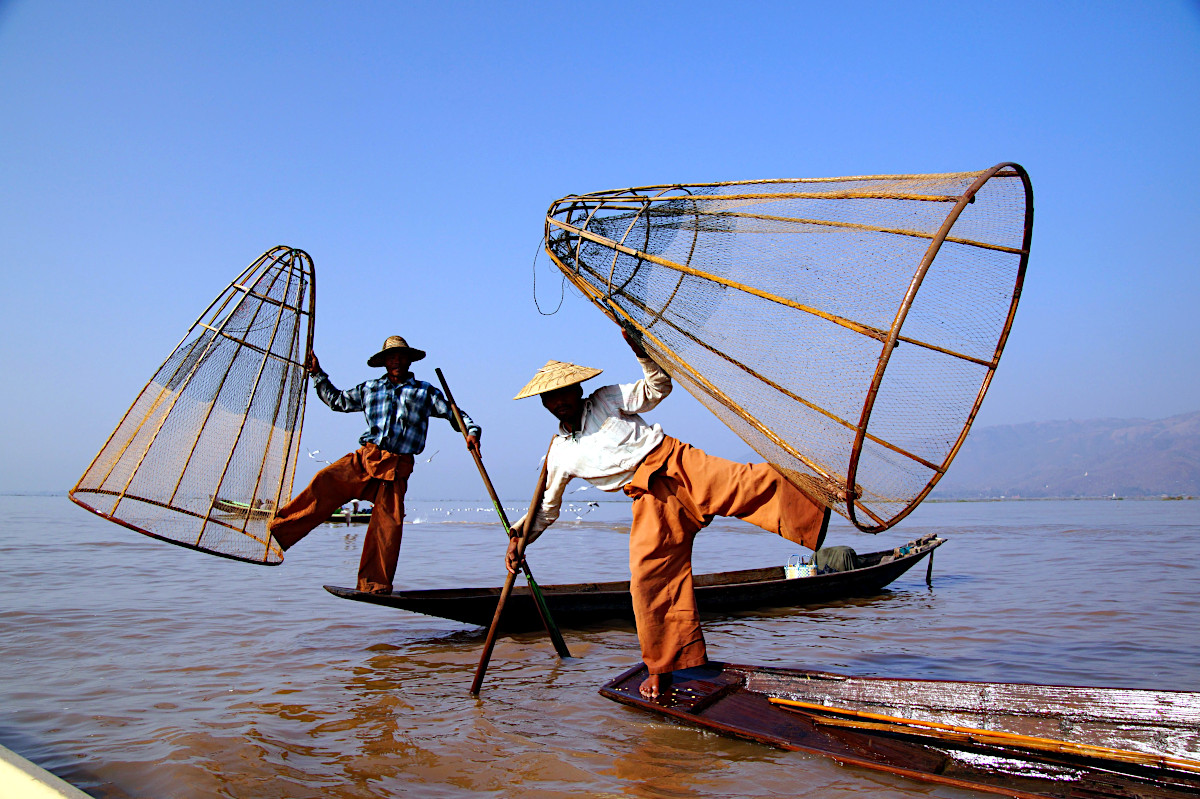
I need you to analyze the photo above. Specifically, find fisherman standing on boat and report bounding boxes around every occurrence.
[507,329,827,699]
[269,336,481,594]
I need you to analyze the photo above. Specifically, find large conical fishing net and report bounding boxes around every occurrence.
[544,163,1033,532]
[70,246,316,563]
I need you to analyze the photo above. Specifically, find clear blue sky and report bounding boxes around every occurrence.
[1,1,1197,498]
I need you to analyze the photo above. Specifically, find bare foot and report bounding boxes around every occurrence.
[639,672,672,699]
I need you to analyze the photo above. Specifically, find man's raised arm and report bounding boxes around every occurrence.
[620,329,671,414]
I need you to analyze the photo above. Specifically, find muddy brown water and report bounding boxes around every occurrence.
[2,495,1198,798]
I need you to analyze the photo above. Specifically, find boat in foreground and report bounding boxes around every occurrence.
[324,534,944,631]
[600,661,1200,799]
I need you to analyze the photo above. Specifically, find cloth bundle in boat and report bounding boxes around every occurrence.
[814,546,860,574]
[70,246,316,564]
[544,164,1033,532]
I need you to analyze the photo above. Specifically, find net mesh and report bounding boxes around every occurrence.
[544,164,1032,532]
[70,246,316,564]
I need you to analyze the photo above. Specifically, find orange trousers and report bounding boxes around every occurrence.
[268,443,415,593]
[622,437,829,675]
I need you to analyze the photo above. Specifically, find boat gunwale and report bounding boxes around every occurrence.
[337,535,945,602]
[735,663,1200,726]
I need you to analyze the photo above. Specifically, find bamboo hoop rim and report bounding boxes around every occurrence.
[567,169,1021,198]
[69,491,282,564]
[844,162,1032,532]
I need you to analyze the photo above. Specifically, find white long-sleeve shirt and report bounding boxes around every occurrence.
[521,356,672,539]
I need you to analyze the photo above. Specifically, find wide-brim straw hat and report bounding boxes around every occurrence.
[514,360,603,400]
[367,335,426,367]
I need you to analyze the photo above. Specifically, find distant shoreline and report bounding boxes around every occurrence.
[2,492,1195,502]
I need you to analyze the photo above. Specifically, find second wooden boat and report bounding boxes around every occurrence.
[600,661,1200,799]
[323,534,943,631]
[325,508,372,524]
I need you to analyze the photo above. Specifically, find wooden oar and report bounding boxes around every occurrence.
[769,697,1200,775]
[434,369,571,664]
[468,452,552,696]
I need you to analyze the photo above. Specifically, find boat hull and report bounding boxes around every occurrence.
[324,535,943,631]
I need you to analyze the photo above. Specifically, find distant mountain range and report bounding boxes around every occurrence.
[930,411,1200,499]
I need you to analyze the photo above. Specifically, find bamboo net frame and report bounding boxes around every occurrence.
[544,164,1033,532]
[70,246,316,564]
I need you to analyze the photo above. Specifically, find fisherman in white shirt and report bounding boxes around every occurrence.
[508,329,829,700]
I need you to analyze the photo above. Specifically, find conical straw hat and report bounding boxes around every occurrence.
[514,360,602,400]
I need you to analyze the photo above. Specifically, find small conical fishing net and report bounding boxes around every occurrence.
[70,246,316,563]
[544,164,1033,532]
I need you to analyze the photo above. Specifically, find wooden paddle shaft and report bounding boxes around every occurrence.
[433,369,509,528]
[470,569,519,696]
[433,369,570,660]
[470,455,549,696]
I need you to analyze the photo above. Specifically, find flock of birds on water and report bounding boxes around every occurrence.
[407,498,602,524]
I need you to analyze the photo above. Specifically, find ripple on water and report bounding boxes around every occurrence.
[1,496,1198,798]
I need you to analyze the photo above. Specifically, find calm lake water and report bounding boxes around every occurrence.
[2,495,1198,798]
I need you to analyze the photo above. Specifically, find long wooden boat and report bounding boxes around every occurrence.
[600,661,1200,799]
[323,534,944,631]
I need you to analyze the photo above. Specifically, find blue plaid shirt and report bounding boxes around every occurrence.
[313,371,480,456]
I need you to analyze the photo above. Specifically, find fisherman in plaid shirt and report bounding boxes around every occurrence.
[269,335,480,593]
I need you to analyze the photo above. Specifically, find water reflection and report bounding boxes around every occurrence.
[1,496,1197,798]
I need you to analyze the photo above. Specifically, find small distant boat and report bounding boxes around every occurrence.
[326,508,372,524]
[324,534,944,630]
[600,661,1200,799]
[211,498,371,525]
[210,497,275,520]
